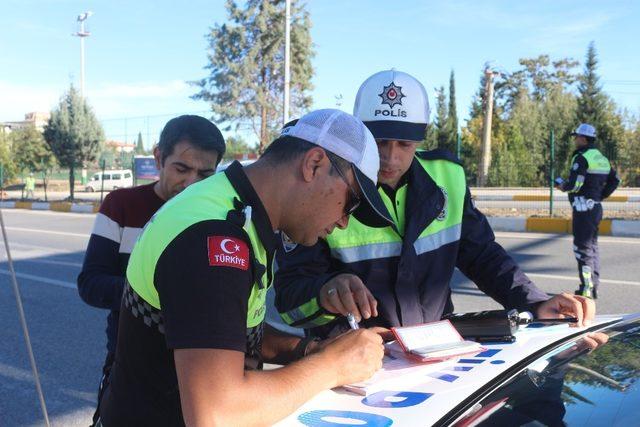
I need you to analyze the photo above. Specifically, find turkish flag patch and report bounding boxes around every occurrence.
[207,236,250,271]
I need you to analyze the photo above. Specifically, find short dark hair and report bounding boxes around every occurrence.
[261,135,350,174]
[157,115,226,166]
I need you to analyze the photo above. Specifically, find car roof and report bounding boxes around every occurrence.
[275,314,632,427]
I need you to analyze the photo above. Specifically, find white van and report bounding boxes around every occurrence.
[85,169,133,192]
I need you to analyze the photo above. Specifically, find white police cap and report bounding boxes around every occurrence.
[353,70,430,142]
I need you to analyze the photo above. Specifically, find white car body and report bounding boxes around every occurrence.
[85,169,133,192]
[276,315,626,427]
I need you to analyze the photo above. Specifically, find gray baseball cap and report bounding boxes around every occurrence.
[280,109,393,228]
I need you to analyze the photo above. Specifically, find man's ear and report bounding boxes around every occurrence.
[300,147,328,183]
[153,146,162,170]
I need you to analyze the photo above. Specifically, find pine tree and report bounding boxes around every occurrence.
[435,86,448,149]
[577,43,607,125]
[576,42,622,161]
[135,132,145,154]
[43,85,104,201]
[446,70,459,154]
[425,86,448,150]
[193,0,314,151]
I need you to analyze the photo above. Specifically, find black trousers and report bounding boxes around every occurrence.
[572,202,602,293]
[91,351,115,427]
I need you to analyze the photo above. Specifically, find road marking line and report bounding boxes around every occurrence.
[1,208,95,218]
[5,226,89,238]
[8,242,82,254]
[527,273,640,287]
[12,258,83,268]
[0,269,76,289]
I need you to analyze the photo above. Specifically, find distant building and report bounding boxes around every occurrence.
[0,111,50,133]
[105,140,135,153]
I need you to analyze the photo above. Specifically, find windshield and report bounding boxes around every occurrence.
[453,318,640,426]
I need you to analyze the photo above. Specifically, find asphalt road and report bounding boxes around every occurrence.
[1,209,639,426]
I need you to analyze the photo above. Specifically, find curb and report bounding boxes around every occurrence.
[0,201,99,213]
[488,216,640,237]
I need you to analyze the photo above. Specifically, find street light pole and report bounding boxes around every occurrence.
[74,11,93,98]
[283,0,291,126]
[478,66,498,187]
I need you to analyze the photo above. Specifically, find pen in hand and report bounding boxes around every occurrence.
[346,312,359,330]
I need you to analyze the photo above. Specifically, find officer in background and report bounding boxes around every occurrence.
[556,123,620,299]
[274,70,595,339]
[24,172,36,199]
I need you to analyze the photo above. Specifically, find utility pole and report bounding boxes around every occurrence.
[282,0,291,126]
[73,11,93,98]
[478,66,498,186]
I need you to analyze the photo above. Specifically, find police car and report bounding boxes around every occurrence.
[276,313,640,426]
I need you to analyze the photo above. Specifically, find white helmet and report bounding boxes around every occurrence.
[571,123,596,138]
[353,69,430,142]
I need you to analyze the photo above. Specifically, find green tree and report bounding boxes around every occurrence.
[446,70,459,153]
[224,135,257,159]
[43,85,104,201]
[0,130,16,184]
[193,0,315,151]
[135,132,145,154]
[434,86,449,149]
[617,113,640,186]
[423,86,448,150]
[576,42,622,161]
[10,126,57,174]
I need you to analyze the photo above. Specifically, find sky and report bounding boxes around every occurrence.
[1,0,639,148]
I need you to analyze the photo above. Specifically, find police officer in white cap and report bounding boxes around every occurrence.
[274,70,596,338]
[555,123,620,298]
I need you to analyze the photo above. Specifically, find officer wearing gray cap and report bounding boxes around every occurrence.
[555,123,620,298]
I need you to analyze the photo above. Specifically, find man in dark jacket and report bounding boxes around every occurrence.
[556,123,620,299]
[274,70,595,338]
[77,115,226,425]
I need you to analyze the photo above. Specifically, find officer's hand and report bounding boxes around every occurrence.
[318,329,384,387]
[367,326,394,342]
[535,293,596,327]
[319,274,378,321]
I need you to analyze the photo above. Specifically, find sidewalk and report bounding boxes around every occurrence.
[487,216,640,237]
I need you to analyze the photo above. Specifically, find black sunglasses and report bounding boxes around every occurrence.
[327,155,361,217]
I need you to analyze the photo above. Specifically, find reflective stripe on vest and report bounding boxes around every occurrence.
[331,241,402,263]
[126,172,269,328]
[414,223,462,255]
